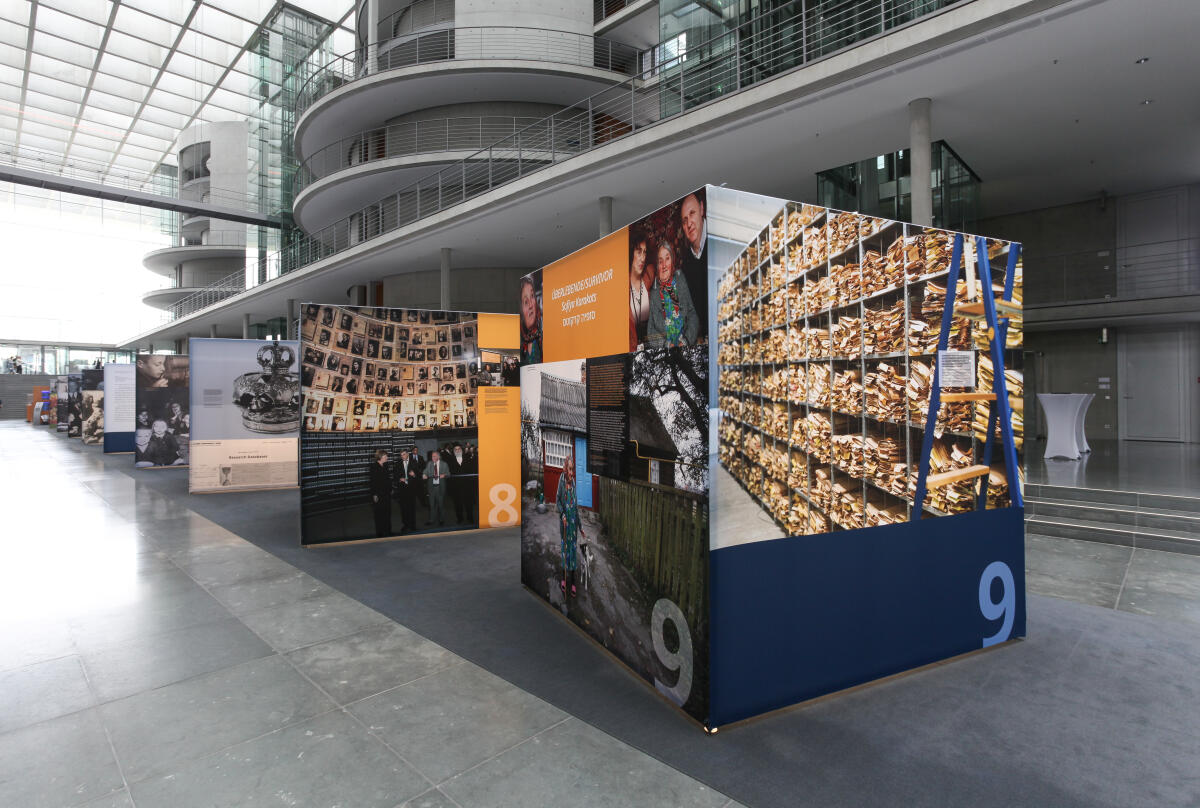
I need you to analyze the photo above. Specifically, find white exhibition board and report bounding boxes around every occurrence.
[102,364,136,453]
[188,338,300,493]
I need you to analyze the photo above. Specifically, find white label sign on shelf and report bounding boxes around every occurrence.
[938,350,975,388]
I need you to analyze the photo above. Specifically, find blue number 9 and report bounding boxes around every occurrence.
[978,561,1014,648]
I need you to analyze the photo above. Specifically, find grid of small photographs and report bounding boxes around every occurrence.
[300,305,484,433]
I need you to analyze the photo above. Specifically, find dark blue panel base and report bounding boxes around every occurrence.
[104,432,135,454]
[709,507,1025,727]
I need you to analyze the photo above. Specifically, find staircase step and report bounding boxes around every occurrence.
[1025,484,1200,515]
[1024,515,1200,556]
[1025,500,1200,536]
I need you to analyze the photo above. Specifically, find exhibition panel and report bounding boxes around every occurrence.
[31,386,51,425]
[134,354,191,467]
[299,304,520,546]
[53,376,67,431]
[520,190,713,723]
[102,364,136,453]
[521,185,1026,729]
[79,370,104,445]
[188,339,301,493]
[65,373,81,437]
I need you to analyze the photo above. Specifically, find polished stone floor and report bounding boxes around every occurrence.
[7,422,1200,807]
[1026,439,1200,497]
[0,423,738,808]
[1025,533,1200,625]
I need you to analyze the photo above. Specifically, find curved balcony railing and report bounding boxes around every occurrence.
[161,0,967,326]
[295,26,642,119]
[295,115,593,196]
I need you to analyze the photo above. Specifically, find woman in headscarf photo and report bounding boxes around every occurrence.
[647,238,700,347]
[520,275,543,364]
[556,451,585,599]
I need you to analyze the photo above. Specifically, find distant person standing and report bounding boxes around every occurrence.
[369,449,392,538]
[449,442,477,525]
[395,448,419,533]
[423,449,449,526]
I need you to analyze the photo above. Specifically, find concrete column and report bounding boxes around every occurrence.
[440,248,452,310]
[366,0,380,73]
[908,98,933,227]
[598,196,613,238]
[348,285,367,306]
[242,313,251,339]
[147,343,154,355]
[285,298,296,339]
[209,323,218,338]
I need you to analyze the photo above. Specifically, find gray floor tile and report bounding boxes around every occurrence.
[0,709,125,808]
[80,789,135,808]
[286,624,463,706]
[0,618,77,673]
[143,523,244,556]
[81,616,273,703]
[0,655,95,734]
[239,589,391,652]
[99,655,335,783]
[440,718,728,808]
[1024,534,1131,608]
[1116,549,1200,626]
[207,568,334,617]
[130,710,428,808]
[68,583,233,652]
[349,662,566,784]
[170,542,297,588]
[401,788,461,808]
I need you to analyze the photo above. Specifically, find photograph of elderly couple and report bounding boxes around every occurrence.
[519,188,710,366]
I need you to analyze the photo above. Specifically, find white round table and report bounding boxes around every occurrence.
[1037,393,1091,460]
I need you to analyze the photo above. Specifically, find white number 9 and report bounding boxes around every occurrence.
[651,599,693,707]
[978,561,1015,648]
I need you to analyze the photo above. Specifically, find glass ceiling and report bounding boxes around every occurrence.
[0,0,354,188]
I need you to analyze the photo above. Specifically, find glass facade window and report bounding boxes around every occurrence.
[816,140,980,232]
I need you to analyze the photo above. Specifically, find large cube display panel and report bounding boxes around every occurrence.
[521,185,1026,728]
[134,355,191,467]
[188,339,301,493]
[299,304,520,546]
[520,189,713,723]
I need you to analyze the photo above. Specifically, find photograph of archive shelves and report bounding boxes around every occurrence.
[716,202,1023,535]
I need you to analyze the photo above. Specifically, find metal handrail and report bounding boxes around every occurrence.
[294,115,587,195]
[165,0,966,325]
[295,25,642,118]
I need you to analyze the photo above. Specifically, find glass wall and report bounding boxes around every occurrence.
[816,140,980,232]
[0,344,135,374]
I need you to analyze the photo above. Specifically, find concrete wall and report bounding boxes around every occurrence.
[1025,329,1118,443]
[177,121,250,247]
[382,266,526,312]
[455,0,592,35]
[982,184,1200,443]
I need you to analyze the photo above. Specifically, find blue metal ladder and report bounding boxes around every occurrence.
[910,234,1023,521]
